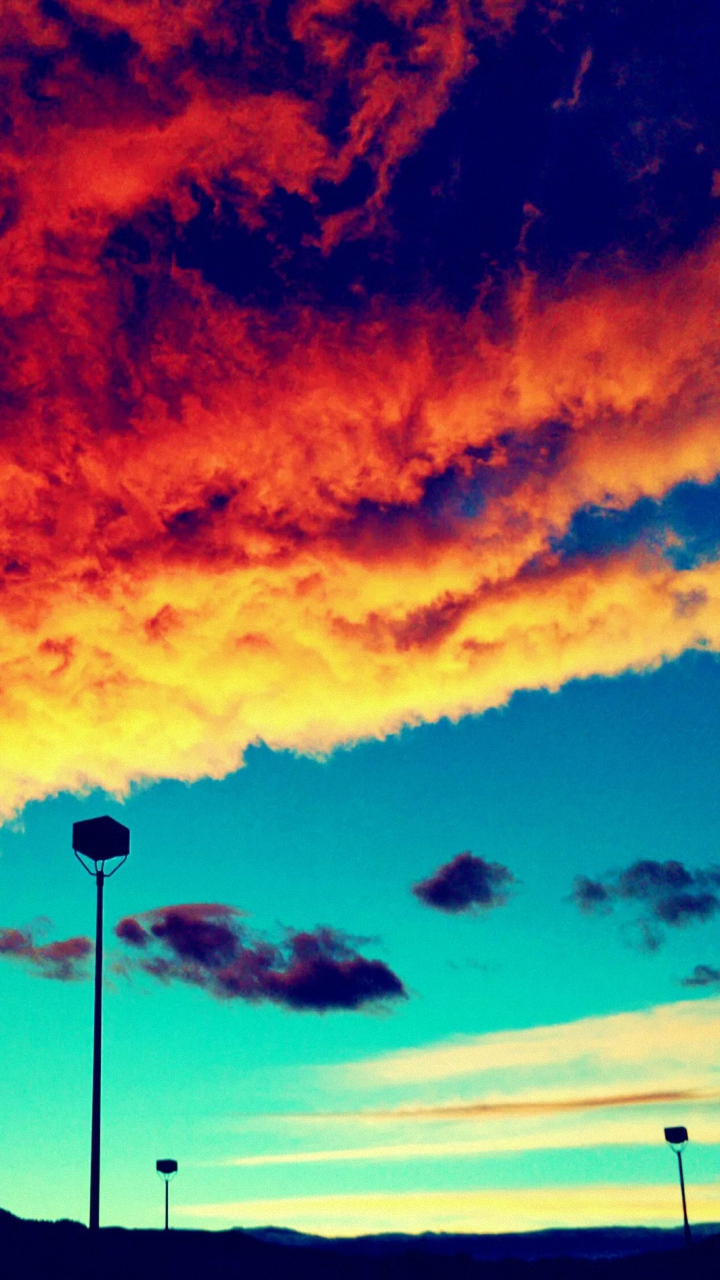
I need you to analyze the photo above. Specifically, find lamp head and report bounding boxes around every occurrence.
[664,1126,689,1151]
[156,1159,178,1178]
[73,815,130,865]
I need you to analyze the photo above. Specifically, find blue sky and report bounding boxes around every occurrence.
[1,652,719,1230]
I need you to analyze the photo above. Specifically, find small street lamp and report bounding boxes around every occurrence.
[156,1159,178,1230]
[73,815,130,1232]
[664,1126,691,1248]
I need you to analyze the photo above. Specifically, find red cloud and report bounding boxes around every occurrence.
[1,0,479,283]
[0,924,93,980]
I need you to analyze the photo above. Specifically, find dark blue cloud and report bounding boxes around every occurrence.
[116,905,407,1012]
[413,852,515,914]
[572,858,720,950]
[682,963,720,987]
[107,0,720,313]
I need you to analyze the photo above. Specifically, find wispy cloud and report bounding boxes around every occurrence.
[342,997,720,1087]
[214,1000,720,1171]
[176,1183,720,1234]
[213,1096,720,1167]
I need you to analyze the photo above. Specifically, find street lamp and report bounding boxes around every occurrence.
[664,1126,691,1248]
[73,815,130,1233]
[156,1159,178,1230]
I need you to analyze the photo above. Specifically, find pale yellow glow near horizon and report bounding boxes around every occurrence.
[176,1183,720,1235]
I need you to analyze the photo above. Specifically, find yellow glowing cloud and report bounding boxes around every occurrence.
[2,541,720,818]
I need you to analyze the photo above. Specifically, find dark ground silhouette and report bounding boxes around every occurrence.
[1,1209,719,1280]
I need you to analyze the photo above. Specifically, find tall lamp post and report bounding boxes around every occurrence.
[156,1159,178,1230]
[664,1126,691,1248]
[73,815,130,1233]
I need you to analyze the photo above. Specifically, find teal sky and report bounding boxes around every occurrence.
[1,652,719,1231]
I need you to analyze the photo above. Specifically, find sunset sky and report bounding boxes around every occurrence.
[1,0,720,1236]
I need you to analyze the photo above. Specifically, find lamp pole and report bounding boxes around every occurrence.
[156,1160,178,1230]
[664,1126,691,1249]
[74,816,130,1233]
[90,864,104,1233]
[676,1148,691,1248]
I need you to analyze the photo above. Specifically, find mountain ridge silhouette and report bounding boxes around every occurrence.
[1,1205,719,1278]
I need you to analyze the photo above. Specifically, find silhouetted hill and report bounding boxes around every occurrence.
[245,1223,720,1261]
[1,1207,719,1280]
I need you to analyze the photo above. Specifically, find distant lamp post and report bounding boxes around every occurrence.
[73,815,130,1233]
[664,1126,691,1248]
[156,1159,178,1230]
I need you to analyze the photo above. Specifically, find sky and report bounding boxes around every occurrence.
[1,0,720,1237]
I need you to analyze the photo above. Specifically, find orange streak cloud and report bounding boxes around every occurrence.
[0,0,719,815]
[301,1088,720,1123]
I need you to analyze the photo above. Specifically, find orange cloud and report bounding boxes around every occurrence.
[1,0,720,815]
